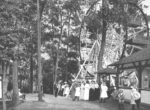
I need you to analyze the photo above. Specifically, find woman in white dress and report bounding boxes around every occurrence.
[80,82,85,100]
[64,84,70,97]
[100,82,108,103]
[75,84,81,101]
[84,81,90,101]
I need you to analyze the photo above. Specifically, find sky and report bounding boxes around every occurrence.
[142,0,150,15]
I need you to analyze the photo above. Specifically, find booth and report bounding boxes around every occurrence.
[109,47,150,104]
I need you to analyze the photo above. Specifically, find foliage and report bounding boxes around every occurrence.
[0,0,147,94]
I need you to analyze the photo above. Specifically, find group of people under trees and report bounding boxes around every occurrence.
[54,76,141,110]
[54,79,113,102]
[70,80,100,101]
[54,81,70,97]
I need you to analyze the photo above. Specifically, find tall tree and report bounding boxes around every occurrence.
[12,57,19,105]
[97,0,108,72]
[37,0,43,101]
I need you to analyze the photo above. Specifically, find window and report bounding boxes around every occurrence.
[142,73,150,90]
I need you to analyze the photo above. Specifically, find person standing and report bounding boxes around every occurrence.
[71,82,76,101]
[63,82,67,96]
[130,87,141,110]
[84,81,90,101]
[54,83,58,97]
[80,82,85,100]
[118,89,125,110]
[131,88,136,110]
[89,81,95,101]
[74,84,81,101]
[100,82,108,103]
[64,84,70,97]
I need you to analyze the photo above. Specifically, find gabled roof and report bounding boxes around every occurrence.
[97,68,117,75]
[110,47,150,66]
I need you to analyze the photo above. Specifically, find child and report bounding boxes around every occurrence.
[118,89,125,110]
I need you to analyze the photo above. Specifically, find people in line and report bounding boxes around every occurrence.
[70,80,100,101]
[54,79,112,104]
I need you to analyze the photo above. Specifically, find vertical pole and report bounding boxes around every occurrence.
[109,74,111,87]
[137,66,144,110]
[37,0,43,101]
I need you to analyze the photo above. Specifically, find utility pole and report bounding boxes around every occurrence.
[37,0,43,101]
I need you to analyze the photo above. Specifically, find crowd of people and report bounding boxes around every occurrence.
[54,79,113,102]
[70,80,100,101]
[54,79,141,110]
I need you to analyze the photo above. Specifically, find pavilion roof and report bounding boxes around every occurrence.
[126,38,150,46]
[97,68,117,75]
[109,47,150,67]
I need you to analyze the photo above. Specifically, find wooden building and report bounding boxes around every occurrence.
[109,47,150,104]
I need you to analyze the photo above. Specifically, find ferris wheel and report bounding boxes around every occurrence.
[73,0,149,81]
[80,36,100,79]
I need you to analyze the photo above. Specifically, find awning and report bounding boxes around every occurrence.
[109,47,150,69]
[126,38,150,47]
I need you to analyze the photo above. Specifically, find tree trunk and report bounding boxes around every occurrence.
[37,0,43,101]
[2,61,6,110]
[97,0,107,75]
[65,12,71,82]
[53,62,56,95]
[12,60,19,106]
[54,9,63,84]
[30,56,33,93]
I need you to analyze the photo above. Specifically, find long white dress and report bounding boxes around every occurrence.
[64,86,70,96]
[100,85,108,98]
[75,86,81,97]
[80,84,85,100]
[84,84,90,100]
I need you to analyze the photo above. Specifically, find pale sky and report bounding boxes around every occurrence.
[142,0,150,15]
